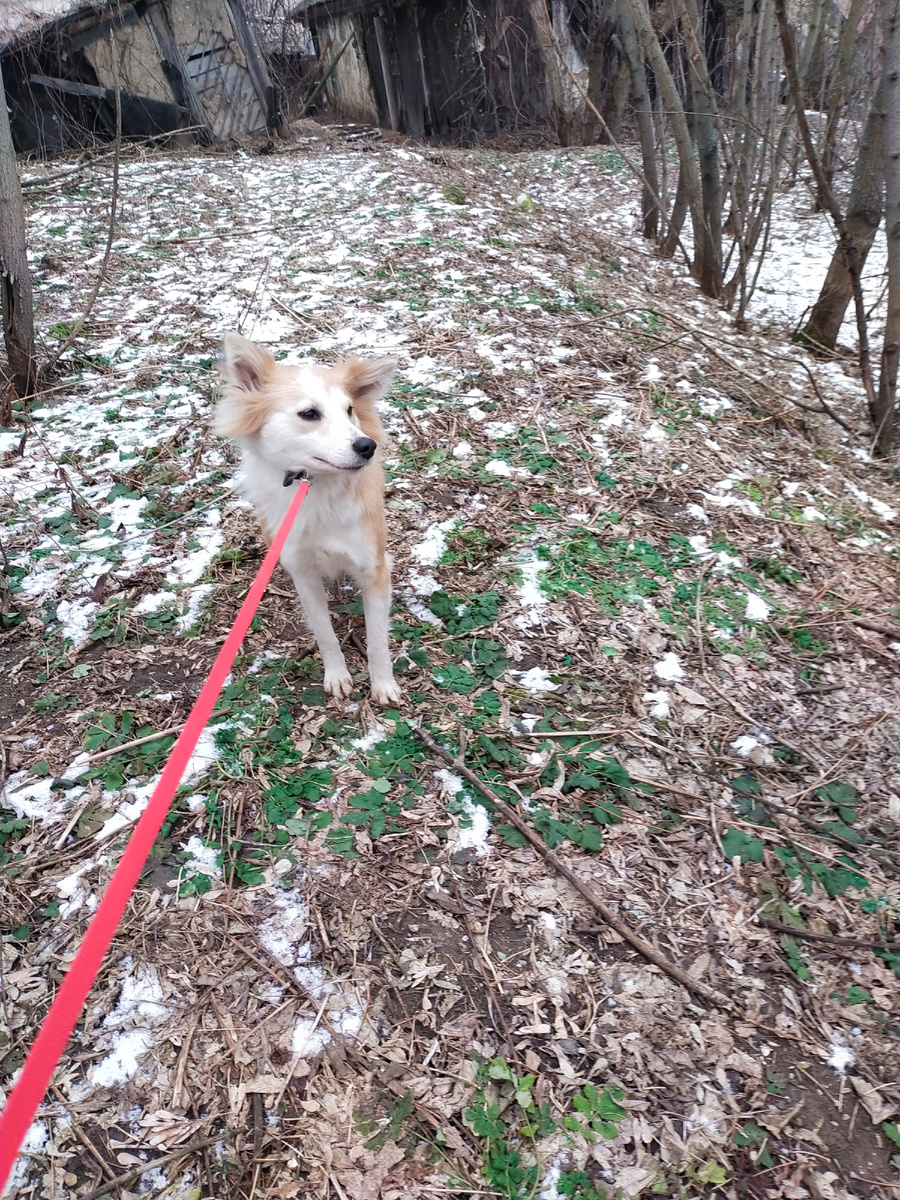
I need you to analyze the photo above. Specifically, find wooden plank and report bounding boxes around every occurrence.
[29,75,109,100]
[143,0,212,143]
[223,0,276,127]
[372,14,397,130]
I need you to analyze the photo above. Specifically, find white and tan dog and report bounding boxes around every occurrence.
[216,333,401,706]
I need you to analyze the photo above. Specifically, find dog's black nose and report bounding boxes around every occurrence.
[353,436,376,460]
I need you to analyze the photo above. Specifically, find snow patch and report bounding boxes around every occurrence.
[516,554,549,628]
[654,652,685,682]
[56,596,98,646]
[643,689,671,719]
[744,593,771,622]
[827,1041,855,1075]
[350,728,386,752]
[181,835,221,879]
[513,667,559,693]
[411,517,456,566]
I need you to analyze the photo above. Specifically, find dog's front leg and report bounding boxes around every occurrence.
[361,563,401,707]
[288,570,353,700]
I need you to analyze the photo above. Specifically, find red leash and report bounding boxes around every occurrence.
[0,480,309,1193]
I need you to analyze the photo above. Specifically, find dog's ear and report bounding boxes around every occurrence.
[334,357,397,404]
[221,332,276,394]
[216,333,277,437]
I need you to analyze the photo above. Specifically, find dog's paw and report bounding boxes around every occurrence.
[370,678,402,707]
[324,671,354,700]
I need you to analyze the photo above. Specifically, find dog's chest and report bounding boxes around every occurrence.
[291,492,375,573]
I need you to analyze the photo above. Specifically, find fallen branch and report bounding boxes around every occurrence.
[757,917,900,951]
[852,616,900,639]
[416,727,734,1011]
[77,1136,219,1200]
[27,708,233,776]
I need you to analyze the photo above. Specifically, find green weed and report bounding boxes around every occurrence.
[563,1084,627,1142]
[733,1121,774,1167]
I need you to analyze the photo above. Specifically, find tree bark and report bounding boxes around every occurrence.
[661,169,689,258]
[621,0,722,296]
[618,0,659,238]
[526,0,572,144]
[0,61,36,415]
[800,76,886,352]
[774,0,878,423]
[876,0,900,453]
[820,0,865,201]
[682,0,723,289]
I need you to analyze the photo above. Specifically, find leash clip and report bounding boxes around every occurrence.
[282,469,309,487]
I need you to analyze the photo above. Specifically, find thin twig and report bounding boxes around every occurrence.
[77,1136,219,1200]
[794,358,858,435]
[416,728,735,1011]
[48,87,122,369]
[852,616,900,639]
[757,917,900,951]
[26,708,233,777]
[512,726,627,739]
[49,1087,117,1185]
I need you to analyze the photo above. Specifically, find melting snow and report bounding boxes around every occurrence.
[1,772,63,823]
[654,652,685,682]
[350,728,386,751]
[90,1028,155,1089]
[744,593,771,622]
[827,1041,855,1075]
[56,597,99,646]
[8,1122,50,1189]
[435,769,491,856]
[181,835,221,878]
[411,518,456,566]
[259,890,364,1056]
[642,360,663,382]
[516,554,549,628]
[514,667,560,693]
[643,689,671,719]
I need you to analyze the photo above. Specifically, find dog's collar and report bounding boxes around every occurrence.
[282,469,310,487]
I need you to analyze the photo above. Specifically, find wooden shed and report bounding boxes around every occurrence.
[292,0,589,142]
[0,0,277,155]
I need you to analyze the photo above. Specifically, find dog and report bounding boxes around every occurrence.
[216,332,401,707]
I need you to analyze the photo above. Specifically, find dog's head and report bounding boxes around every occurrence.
[216,333,395,476]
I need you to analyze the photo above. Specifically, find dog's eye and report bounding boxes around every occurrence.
[347,406,353,418]
[297,408,320,421]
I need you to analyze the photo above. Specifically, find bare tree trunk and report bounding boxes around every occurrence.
[526,0,573,144]
[599,56,630,144]
[661,170,689,257]
[682,0,724,288]
[622,0,722,296]
[775,0,878,423]
[820,0,865,201]
[0,62,35,418]
[800,76,886,351]
[618,0,659,238]
[876,0,900,453]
